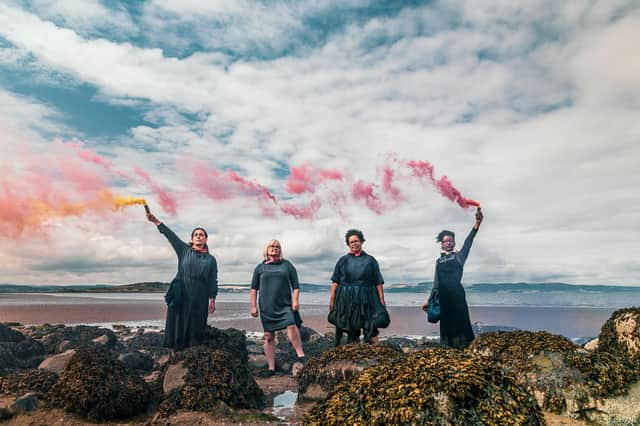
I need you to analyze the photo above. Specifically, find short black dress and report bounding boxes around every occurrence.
[429,228,477,349]
[331,251,384,342]
[251,259,299,332]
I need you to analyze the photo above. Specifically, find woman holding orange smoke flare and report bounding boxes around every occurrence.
[146,206,218,350]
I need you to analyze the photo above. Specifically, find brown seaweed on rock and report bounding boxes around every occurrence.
[304,347,544,425]
[297,344,402,398]
[48,344,153,421]
[0,369,58,397]
[24,324,118,354]
[158,347,265,417]
[467,330,639,417]
[596,306,640,366]
[201,326,249,364]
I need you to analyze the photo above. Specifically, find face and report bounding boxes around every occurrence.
[191,229,207,247]
[348,235,363,253]
[267,241,281,258]
[441,235,455,252]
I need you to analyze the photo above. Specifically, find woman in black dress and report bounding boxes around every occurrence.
[329,229,386,346]
[423,208,483,349]
[147,211,218,350]
[250,240,305,374]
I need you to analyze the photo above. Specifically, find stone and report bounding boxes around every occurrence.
[0,324,26,343]
[38,349,76,375]
[162,363,188,394]
[597,307,640,365]
[248,354,268,370]
[291,361,304,378]
[118,351,153,372]
[91,334,112,345]
[9,392,39,414]
[583,338,599,351]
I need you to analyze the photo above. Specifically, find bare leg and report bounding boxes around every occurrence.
[286,325,305,357]
[264,331,276,371]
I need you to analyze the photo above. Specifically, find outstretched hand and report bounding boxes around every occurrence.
[474,207,483,228]
[147,213,161,226]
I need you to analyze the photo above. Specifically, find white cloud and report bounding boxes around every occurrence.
[0,1,638,285]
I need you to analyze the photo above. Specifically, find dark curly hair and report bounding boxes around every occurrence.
[345,229,365,246]
[436,230,455,243]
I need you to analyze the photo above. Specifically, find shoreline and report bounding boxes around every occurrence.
[0,294,616,340]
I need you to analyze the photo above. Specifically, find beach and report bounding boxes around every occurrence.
[0,292,616,341]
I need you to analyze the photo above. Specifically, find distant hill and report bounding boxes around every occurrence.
[0,282,168,293]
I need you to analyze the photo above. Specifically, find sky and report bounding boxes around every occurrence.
[0,0,638,287]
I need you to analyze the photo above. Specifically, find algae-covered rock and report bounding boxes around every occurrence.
[305,347,544,425]
[0,323,26,343]
[297,344,401,400]
[48,345,153,421]
[468,330,639,418]
[26,324,118,354]
[201,326,248,364]
[0,369,58,397]
[157,347,265,416]
[597,307,640,365]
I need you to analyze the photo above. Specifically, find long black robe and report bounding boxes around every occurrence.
[429,228,477,349]
[158,223,218,350]
[330,251,384,343]
[251,259,299,332]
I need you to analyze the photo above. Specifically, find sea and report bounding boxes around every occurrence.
[2,283,640,344]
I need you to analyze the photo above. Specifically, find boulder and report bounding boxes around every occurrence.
[597,307,640,365]
[468,330,639,417]
[297,344,401,400]
[118,351,153,372]
[9,392,39,414]
[305,347,544,425]
[28,324,117,354]
[157,347,264,417]
[48,345,153,421]
[248,354,268,370]
[38,349,76,375]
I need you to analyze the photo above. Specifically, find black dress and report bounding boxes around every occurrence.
[251,260,299,332]
[430,228,477,349]
[158,223,218,350]
[331,251,384,344]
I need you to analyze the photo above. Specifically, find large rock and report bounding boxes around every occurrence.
[297,344,401,400]
[305,347,544,425]
[38,349,76,375]
[48,345,153,421]
[162,363,188,394]
[158,347,264,416]
[9,392,40,414]
[468,330,639,417]
[597,307,640,365]
[118,351,153,372]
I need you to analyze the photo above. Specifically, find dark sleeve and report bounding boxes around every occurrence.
[456,227,478,266]
[330,257,343,284]
[208,256,218,299]
[251,264,261,290]
[429,259,440,298]
[371,256,384,285]
[288,261,300,290]
[158,223,188,259]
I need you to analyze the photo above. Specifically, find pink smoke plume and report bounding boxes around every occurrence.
[351,180,384,214]
[285,164,343,194]
[133,168,178,216]
[407,160,479,208]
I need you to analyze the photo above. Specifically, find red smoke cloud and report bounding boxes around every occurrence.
[407,160,479,208]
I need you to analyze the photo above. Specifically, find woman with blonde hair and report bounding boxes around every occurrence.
[250,239,305,375]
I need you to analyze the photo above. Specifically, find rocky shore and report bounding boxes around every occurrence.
[1,307,639,425]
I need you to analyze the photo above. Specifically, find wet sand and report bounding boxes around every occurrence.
[0,293,615,339]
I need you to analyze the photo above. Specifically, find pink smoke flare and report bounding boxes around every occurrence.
[133,168,178,216]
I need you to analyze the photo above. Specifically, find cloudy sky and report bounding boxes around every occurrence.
[1,0,638,287]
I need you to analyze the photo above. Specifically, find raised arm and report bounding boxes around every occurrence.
[457,207,483,265]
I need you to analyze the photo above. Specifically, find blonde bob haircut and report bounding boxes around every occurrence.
[263,239,283,261]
